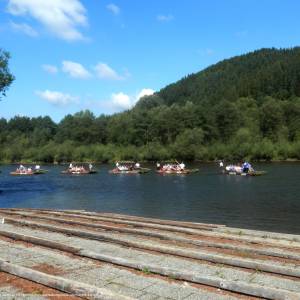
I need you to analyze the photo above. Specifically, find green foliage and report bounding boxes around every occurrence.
[0,49,14,99]
[172,128,204,160]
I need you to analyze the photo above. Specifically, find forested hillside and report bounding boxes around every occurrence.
[1,47,300,163]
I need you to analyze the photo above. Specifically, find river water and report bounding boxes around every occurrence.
[0,163,299,234]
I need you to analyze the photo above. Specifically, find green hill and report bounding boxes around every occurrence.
[138,47,300,108]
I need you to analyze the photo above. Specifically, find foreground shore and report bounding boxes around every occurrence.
[0,209,299,299]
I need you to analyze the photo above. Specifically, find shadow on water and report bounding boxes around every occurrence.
[0,162,299,234]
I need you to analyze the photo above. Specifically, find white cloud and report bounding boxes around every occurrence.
[7,0,88,41]
[10,21,38,37]
[109,88,155,112]
[62,60,91,79]
[94,63,124,80]
[82,88,155,114]
[157,14,174,22]
[137,88,155,100]
[106,3,120,15]
[111,92,131,110]
[36,90,79,106]
[42,64,58,74]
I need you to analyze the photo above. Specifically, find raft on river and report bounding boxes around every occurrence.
[223,163,266,177]
[10,166,48,176]
[109,161,150,174]
[156,161,199,175]
[61,163,98,175]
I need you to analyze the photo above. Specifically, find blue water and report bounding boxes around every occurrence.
[0,163,299,234]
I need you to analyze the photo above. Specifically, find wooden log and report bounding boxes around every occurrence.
[0,259,135,300]
[73,211,224,229]
[216,226,300,244]
[0,231,298,300]
[1,212,300,261]
[7,208,220,230]
[0,230,79,253]
[4,209,215,233]
[0,229,299,278]
[8,209,300,249]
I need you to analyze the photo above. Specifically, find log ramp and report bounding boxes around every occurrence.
[0,209,299,299]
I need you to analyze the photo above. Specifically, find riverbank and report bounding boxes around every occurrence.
[0,208,299,299]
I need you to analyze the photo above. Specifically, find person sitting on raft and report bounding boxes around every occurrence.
[242,162,252,173]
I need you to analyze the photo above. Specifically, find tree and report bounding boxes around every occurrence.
[215,101,240,142]
[0,49,14,99]
[173,128,205,160]
[260,97,284,141]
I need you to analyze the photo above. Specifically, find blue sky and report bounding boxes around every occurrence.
[0,0,299,122]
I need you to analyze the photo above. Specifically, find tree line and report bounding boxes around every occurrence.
[0,96,299,163]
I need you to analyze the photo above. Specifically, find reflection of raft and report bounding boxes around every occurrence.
[227,170,266,176]
[109,168,150,174]
[33,169,48,174]
[61,170,97,175]
[157,168,199,175]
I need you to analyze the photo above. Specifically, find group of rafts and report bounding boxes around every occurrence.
[10,161,265,176]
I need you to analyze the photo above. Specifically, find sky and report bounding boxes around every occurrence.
[0,0,300,122]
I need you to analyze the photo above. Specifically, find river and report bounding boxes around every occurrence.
[0,162,299,234]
